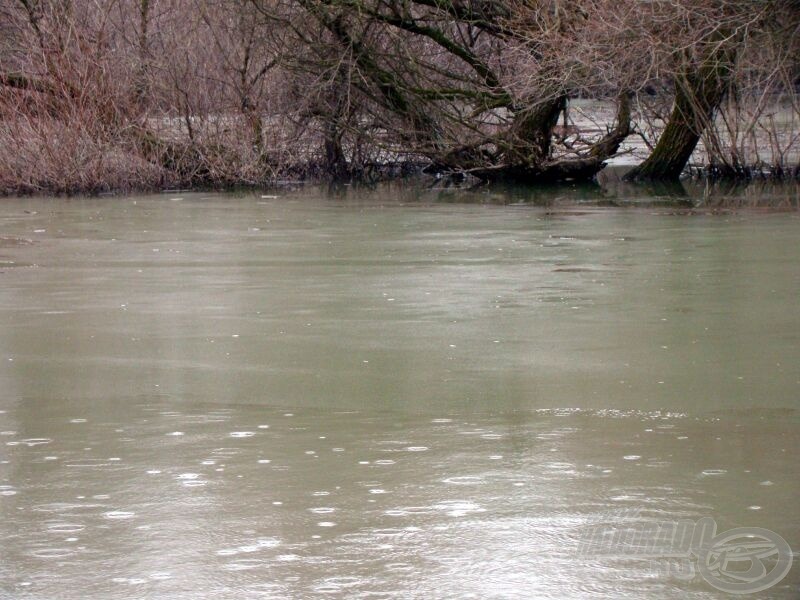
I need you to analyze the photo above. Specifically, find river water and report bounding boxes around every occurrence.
[0,182,798,598]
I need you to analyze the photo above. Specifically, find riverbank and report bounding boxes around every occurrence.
[3,171,799,214]
[2,162,799,199]
[2,99,798,197]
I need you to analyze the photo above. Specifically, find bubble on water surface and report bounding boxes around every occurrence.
[383,507,430,517]
[46,522,85,533]
[385,563,416,573]
[545,462,577,471]
[65,458,116,468]
[182,480,207,487]
[30,548,74,559]
[442,476,485,485]
[224,559,266,571]
[19,438,52,447]
[211,448,240,457]
[433,500,486,517]
[104,511,134,520]
[34,502,104,514]
[114,572,154,586]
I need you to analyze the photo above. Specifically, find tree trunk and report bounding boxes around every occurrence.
[625,44,736,181]
[323,119,349,180]
[134,0,151,104]
[472,92,632,182]
[505,95,567,166]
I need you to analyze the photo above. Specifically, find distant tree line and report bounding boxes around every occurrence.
[0,0,798,193]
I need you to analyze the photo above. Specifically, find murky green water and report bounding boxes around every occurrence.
[1,183,799,598]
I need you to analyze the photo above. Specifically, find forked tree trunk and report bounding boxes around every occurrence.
[506,95,567,166]
[626,43,736,181]
[472,92,632,182]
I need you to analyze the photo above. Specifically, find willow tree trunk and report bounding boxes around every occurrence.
[625,44,735,181]
[323,118,349,180]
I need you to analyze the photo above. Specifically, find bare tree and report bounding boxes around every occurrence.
[625,0,798,180]
[270,0,634,181]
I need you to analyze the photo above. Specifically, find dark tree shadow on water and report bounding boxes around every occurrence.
[275,169,798,211]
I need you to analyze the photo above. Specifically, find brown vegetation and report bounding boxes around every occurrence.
[0,0,798,194]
